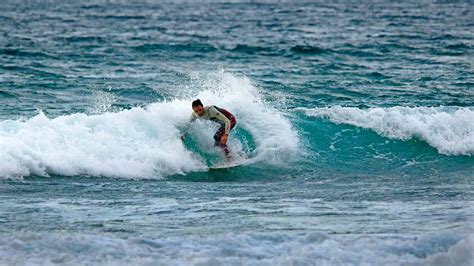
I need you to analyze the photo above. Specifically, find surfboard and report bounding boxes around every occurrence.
[209,158,249,170]
[209,161,247,170]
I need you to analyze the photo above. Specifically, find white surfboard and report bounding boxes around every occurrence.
[209,160,248,170]
[209,156,249,170]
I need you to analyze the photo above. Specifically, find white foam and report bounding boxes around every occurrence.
[426,234,474,266]
[0,72,298,179]
[0,232,471,265]
[300,106,474,156]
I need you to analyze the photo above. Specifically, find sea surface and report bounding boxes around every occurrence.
[0,1,473,265]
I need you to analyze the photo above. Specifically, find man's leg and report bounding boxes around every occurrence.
[214,126,231,157]
[213,126,223,146]
[214,129,230,156]
[213,118,236,157]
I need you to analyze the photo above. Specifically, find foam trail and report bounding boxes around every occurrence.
[300,106,474,156]
[0,72,298,178]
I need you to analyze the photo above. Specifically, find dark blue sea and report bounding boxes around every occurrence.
[0,1,473,265]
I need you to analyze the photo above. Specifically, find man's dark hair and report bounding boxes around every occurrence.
[192,99,203,107]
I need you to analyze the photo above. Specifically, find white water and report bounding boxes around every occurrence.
[0,73,298,179]
[301,106,474,156]
[1,232,471,265]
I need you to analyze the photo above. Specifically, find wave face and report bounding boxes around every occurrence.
[2,82,472,179]
[300,106,474,156]
[0,73,298,179]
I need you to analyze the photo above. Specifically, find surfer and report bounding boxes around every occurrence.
[181,99,237,158]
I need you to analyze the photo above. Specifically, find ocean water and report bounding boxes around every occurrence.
[0,1,473,265]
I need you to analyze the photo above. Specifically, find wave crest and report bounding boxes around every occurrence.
[300,106,474,156]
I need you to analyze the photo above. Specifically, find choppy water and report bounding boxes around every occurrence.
[0,1,473,265]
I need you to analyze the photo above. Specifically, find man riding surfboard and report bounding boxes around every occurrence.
[181,99,237,158]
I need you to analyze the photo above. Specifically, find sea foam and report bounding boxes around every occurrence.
[0,232,471,265]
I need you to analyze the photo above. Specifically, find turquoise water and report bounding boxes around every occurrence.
[1,1,473,265]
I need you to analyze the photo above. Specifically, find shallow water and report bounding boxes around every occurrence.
[0,1,473,265]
